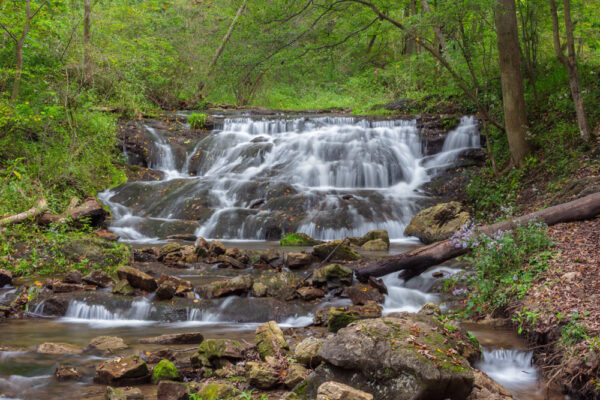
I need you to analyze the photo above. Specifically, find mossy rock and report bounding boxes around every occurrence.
[255,320,289,359]
[361,239,389,251]
[112,280,135,296]
[280,233,320,247]
[313,241,360,261]
[191,339,245,368]
[312,264,354,288]
[195,381,237,400]
[404,202,470,244]
[151,359,180,383]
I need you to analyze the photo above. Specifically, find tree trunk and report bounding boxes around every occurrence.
[83,0,91,81]
[550,0,591,141]
[206,0,247,78]
[494,0,531,167]
[355,192,600,282]
[11,39,24,102]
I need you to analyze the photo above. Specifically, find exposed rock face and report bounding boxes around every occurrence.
[157,273,193,297]
[313,303,383,331]
[312,264,354,288]
[63,270,82,284]
[117,266,158,292]
[112,280,135,296]
[139,332,204,345]
[37,342,83,355]
[94,355,150,386]
[284,363,309,388]
[82,270,114,288]
[467,370,514,400]
[55,365,82,381]
[89,336,128,352]
[255,321,289,358]
[246,361,279,389]
[317,381,374,400]
[51,282,87,293]
[297,286,326,301]
[344,284,385,305]
[106,386,144,400]
[285,252,314,268]
[196,275,253,299]
[294,337,324,368]
[302,314,474,400]
[156,282,176,300]
[190,339,246,368]
[404,201,470,244]
[253,271,300,300]
[209,240,226,255]
[157,381,190,400]
[35,296,69,316]
[156,381,190,400]
[217,254,246,269]
[313,241,360,261]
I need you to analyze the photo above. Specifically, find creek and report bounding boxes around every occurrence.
[0,114,560,399]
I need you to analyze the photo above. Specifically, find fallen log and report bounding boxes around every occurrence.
[0,198,48,226]
[356,192,600,282]
[37,197,107,227]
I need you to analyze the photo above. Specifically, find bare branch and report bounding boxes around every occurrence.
[29,0,48,20]
[0,21,17,43]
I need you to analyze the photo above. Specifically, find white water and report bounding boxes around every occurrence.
[60,299,154,327]
[102,115,480,242]
[477,348,540,396]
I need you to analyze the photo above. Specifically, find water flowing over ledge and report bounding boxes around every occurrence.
[101,115,480,242]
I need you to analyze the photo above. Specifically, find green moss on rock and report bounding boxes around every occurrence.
[280,233,319,246]
[152,359,180,382]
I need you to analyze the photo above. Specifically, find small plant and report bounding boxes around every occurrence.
[512,307,540,335]
[189,112,207,129]
[562,321,588,346]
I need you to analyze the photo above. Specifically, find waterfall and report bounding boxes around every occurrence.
[60,299,154,327]
[476,348,539,394]
[101,115,480,241]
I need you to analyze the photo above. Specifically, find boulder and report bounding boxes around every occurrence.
[404,201,470,244]
[94,229,120,241]
[309,315,474,400]
[117,266,157,292]
[361,239,389,251]
[51,282,87,293]
[157,381,190,400]
[317,381,374,400]
[112,280,135,296]
[297,286,326,301]
[105,386,144,400]
[55,365,82,381]
[359,230,390,246]
[312,264,354,288]
[295,337,324,368]
[194,382,237,400]
[209,240,226,255]
[140,332,204,345]
[280,233,320,246]
[284,363,308,388]
[0,269,12,288]
[245,361,279,389]
[63,270,82,284]
[190,339,246,368]
[344,284,385,305]
[217,254,246,269]
[89,336,128,352]
[196,275,253,299]
[253,271,300,300]
[313,241,360,261]
[255,321,289,358]
[260,248,283,265]
[468,370,513,400]
[313,302,383,332]
[285,252,314,269]
[94,355,150,386]
[157,274,193,296]
[82,270,114,288]
[37,342,83,355]
[152,359,180,382]
[144,349,176,364]
[159,243,182,259]
[252,282,268,297]
[156,282,176,300]
[36,296,69,316]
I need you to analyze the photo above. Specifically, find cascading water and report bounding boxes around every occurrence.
[476,348,541,397]
[101,115,480,242]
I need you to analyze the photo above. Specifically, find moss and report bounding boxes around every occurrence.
[196,382,236,400]
[280,233,319,246]
[152,359,180,382]
[327,308,356,332]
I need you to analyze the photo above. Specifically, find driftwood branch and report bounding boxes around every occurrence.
[356,192,600,282]
[0,198,48,226]
[37,197,106,226]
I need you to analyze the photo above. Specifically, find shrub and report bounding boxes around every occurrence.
[189,113,207,129]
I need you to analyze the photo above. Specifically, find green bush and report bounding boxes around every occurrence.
[188,113,207,129]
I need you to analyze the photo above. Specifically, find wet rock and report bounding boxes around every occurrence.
[90,336,128,352]
[156,282,176,300]
[418,302,442,318]
[0,269,12,288]
[368,277,387,294]
[52,282,87,293]
[152,359,180,382]
[63,270,82,284]
[260,248,283,264]
[112,280,135,296]
[361,239,389,251]
[317,381,374,400]
[245,361,279,389]
[285,252,315,269]
[140,332,204,345]
[117,266,158,292]
[294,337,324,368]
[37,342,83,355]
[280,233,320,246]
[93,229,120,241]
[55,365,82,381]
[312,264,354,288]
[252,282,268,297]
[157,274,193,296]
[405,201,470,244]
[134,247,159,262]
[344,284,385,305]
[94,355,150,386]
[197,275,253,299]
[360,230,390,246]
[190,339,246,368]
[255,320,289,358]
[313,241,360,261]
[217,254,246,269]
[105,386,144,400]
[194,382,236,400]
[285,363,308,388]
[467,370,513,399]
[209,240,226,255]
[254,271,300,300]
[313,302,383,332]
[143,349,176,364]
[167,233,197,241]
[82,270,114,288]
[36,296,69,316]
[160,243,182,259]
[297,286,326,301]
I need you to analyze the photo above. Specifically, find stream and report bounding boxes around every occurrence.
[0,114,562,399]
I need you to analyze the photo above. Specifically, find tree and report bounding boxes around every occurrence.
[493,0,531,166]
[0,0,48,102]
[550,0,591,141]
[83,0,91,81]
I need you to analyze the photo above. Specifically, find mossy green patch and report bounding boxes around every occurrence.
[152,359,180,382]
[280,233,319,246]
